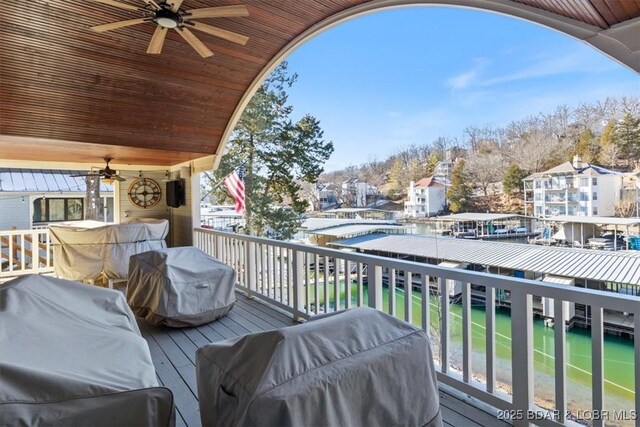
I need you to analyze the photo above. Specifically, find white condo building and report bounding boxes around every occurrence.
[524,156,623,217]
[404,176,446,217]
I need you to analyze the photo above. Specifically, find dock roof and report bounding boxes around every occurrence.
[301,218,396,232]
[436,213,527,222]
[544,215,640,227]
[0,169,113,193]
[330,234,640,285]
[309,224,412,237]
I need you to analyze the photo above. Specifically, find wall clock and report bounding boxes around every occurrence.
[128,178,162,209]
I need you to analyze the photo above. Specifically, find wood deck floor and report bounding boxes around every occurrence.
[137,293,509,427]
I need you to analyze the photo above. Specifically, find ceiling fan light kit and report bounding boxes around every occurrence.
[90,1,249,58]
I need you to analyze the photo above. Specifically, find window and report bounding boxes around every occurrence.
[580,178,589,187]
[32,198,84,223]
[535,181,541,189]
[592,192,597,201]
[534,193,542,201]
[592,177,598,186]
[592,206,598,215]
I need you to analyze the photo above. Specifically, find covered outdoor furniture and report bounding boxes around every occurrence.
[127,246,236,327]
[196,306,442,427]
[49,218,169,282]
[0,274,175,427]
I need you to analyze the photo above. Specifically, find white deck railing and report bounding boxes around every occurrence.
[194,228,639,427]
[0,228,54,279]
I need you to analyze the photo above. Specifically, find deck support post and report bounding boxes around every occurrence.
[511,289,533,427]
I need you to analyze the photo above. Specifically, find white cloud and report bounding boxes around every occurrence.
[480,49,616,87]
[446,57,490,90]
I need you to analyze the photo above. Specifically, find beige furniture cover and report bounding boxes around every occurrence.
[127,247,236,327]
[196,307,442,427]
[0,274,175,427]
[49,218,168,281]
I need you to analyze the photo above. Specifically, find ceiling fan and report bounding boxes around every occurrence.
[69,158,127,183]
[90,0,249,58]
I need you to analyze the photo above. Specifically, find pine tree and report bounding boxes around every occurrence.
[503,164,527,196]
[448,159,472,213]
[207,62,334,239]
[425,152,440,176]
[574,129,598,163]
[615,113,640,161]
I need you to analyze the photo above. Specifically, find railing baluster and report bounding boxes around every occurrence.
[462,282,471,383]
[292,250,303,321]
[511,289,533,427]
[554,298,567,423]
[323,256,329,312]
[635,313,640,427]
[591,305,604,427]
[314,254,320,315]
[20,235,26,271]
[439,277,449,373]
[345,260,351,310]
[485,286,496,394]
[246,241,255,296]
[279,246,284,303]
[305,253,311,315]
[357,262,364,306]
[288,248,294,306]
[389,268,396,316]
[334,258,340,311]
[267,245,273,299]
[405,271,412,323]
[422,274,429,333]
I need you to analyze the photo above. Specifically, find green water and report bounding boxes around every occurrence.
[304,280,636,421]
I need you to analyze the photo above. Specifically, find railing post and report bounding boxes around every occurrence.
[591,305,604,427]
[511,289,533,427]
[368,265,382,310]
[292,250,304,322]
[245,241,256,298]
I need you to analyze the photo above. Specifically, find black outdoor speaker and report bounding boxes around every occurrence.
[166,179,185,208]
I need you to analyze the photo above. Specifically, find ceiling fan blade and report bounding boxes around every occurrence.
[167,0,184,12]
[92,0,140,11]
[141,0,161,10]
[69,173,99,178]
[176,28,213,58]
[91,18,147,33]
[185,5,249,19]
[113,175,127,182]
[147,26,168,54]
[190,22,248,45]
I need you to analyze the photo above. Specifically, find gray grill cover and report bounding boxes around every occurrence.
[0,275,175,427]
[49,218,169,281]
[196,307,442,427]
[127,247,236,327]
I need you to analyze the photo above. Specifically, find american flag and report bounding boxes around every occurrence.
[223,166,245,215]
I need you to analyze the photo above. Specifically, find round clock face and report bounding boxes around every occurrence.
[127,178,162,209]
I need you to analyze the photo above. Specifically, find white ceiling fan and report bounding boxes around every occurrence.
[90,0,249,58]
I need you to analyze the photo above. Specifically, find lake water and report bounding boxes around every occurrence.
[310,282,636,425]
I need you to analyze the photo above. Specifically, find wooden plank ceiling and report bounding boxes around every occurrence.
[1,0,639,167]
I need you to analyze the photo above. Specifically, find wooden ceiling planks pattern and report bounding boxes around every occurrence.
[1,0,364,166]
[1,0,638,167]
[513,0,640,28]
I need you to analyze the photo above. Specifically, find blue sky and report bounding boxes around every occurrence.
[282,6,639,171]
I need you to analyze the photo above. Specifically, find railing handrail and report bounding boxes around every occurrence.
[194,227,639,313]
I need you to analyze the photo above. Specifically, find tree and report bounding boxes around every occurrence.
[503,164,527,196]
[465,153,506,196]
[615,113,640,162]
[615,198,637,218]
[448,160,472,213]
[208,62,333,239]
[425,152,440,176]
[574,129,599,163]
